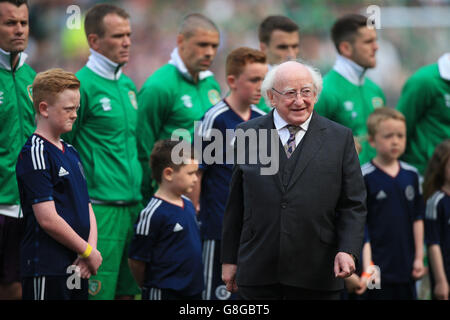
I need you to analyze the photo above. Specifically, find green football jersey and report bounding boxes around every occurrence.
[397,61,450,175]
[257,96,272,113]
[63,66,142,202]
[315,70,385,164]
[0,54,35,209]
[137,63,221,201]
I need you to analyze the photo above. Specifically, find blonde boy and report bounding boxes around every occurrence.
[360,107,425,300]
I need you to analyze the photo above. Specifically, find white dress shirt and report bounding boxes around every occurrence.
[273,109,313,148]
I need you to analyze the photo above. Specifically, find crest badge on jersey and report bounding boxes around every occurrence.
[27,85,33,102]
[88,279,101,296]
[181,95,193,108]
[405,185,415,201]
[372,97,384,109]
[100,97,112,111]
[128,91,138,110]
[208,90,221,105]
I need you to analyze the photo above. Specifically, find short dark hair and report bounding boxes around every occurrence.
[331,14,368,53]
[150,140,196,184]
[0,0,28,7]
[226,47,266,77]
[178,13,219,39]
[258,15,299,45]
[84,3,129,38]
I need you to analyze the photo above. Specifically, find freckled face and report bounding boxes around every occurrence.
[46,89,80,134]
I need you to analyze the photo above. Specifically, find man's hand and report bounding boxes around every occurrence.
[334,252,356,278]
[222,264,238,293]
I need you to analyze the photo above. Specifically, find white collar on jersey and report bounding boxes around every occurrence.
[168,47,213,82]
[0,47,28,71]
[333,54,367,86]
[86,48,123,80]
[438,52,450,81]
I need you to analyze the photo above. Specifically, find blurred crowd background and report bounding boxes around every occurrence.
[26,0,450,107]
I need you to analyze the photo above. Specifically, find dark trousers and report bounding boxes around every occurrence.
[0,215,24,283]
[238,284,341,300]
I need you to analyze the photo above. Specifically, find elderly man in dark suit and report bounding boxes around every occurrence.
[221,61,367,300]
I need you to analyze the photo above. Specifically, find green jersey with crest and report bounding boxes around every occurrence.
[315,69,385,165]
[63,66,142,203]
[397,60,450,175]
[0,57,35,212]
[136,63,221,202]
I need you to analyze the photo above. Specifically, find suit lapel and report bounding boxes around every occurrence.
[287,111,326,190]
[256,110,284,192]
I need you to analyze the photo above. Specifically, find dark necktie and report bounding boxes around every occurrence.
[285,125,302,158]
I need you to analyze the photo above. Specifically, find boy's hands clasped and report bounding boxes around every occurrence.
[72,244,102,279]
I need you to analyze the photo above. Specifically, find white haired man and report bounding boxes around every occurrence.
[221,61,367,300]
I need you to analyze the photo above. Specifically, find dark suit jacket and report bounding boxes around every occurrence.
[221,110,367,291]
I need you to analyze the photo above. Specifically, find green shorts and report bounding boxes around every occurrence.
[88,203,142,300]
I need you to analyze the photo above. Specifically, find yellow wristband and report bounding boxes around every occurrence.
[80,243,92,258]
